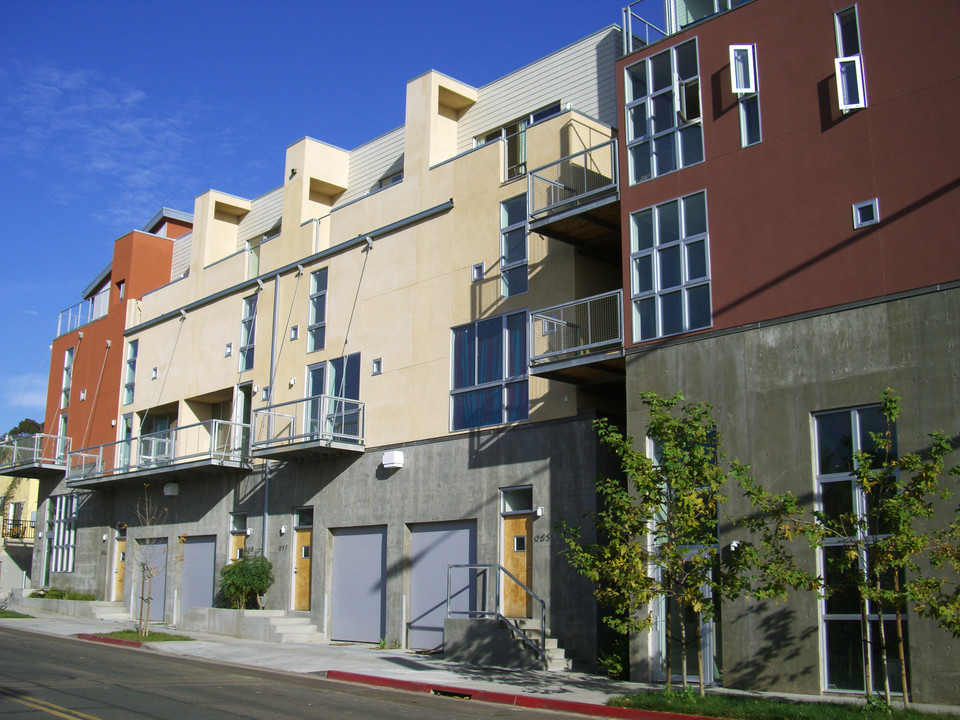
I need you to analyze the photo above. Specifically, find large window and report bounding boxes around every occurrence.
[308,268,328,353]
[306,353,361,440]
[477,102,561,180]
[50,493,77,573]
[451,312,528,431]
[630,191,711,342]
[123,340,138,405]
[625,39,703,185]
[60,347,74,410]
[239,294,257,372]
[501,195,528,298]
[834,5,867,110]
[815,405,905,693]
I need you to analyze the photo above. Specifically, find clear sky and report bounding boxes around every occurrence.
[0,0,626,435]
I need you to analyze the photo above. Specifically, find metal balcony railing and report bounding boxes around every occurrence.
[0,433,70,471]
[446,563,547,662]
[66,419,250,483]
[2,519,35,542]
[530,290,623,365]
[57,286,110,337]
[528,140,617,220]
[252,394,364,450]
[623,0,669,54]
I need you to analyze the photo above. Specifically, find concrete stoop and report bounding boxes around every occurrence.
[513,618,572,672]
[443,616,573,672]
[90,601,131,622]
[180,607,323,644]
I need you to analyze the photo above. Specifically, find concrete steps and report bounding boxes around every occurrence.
[511,618,572,672]
[265,614,324,644]
[180,607,324,644]
[90,601,130,621]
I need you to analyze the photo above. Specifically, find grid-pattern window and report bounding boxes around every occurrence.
[730,45,761,147]
[308,268,327,353]
[476,102,561,180]
[630,191,711,342]
[834,5,867,110]
[501,195,528,298]
[123,340,138,405]
[239,294,257,372]
[815,405,905,693]
[60,347,74,410]
[451,312,528,431]
[50,494,77,573]
[625,38,703,185]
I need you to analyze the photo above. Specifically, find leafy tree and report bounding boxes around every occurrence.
[219,551,275,609]
[559,392,811,696]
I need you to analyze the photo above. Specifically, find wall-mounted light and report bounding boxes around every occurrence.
[289,377,296,387]
[382,450,404,469]
[535,506,544,518]
[279,525,287,535]
[102,533,108,542]
[163,482,179,496]
[245,528,252,537]
[79,389,86,401]
[151,367,158,380]
[225,343,233,357]
[290,325,299,341]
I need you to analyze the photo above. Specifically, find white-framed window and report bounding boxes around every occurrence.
[815,405,905,693]
[239,294,257,372]
[501,195,528,298]
[451,312,528,431]
[56,413,68,460]
[305,353,361,440]
[625,38,703,185]
[60,347,74,410]
[246,238,261,279]
[119,413,133,470]
[834,5,867,110]
[630,191,711,342]
[730,44,761,147]
[307,268,327,353]
[123,340,138,405]
[476,102,561,181]
[50,494,77,573]
[852,198,880,229]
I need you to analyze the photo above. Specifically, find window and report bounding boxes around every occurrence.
[625,39,703,185]
[730,44,761,147]
[674,0,750,28]
[239,294,257,372]
[60,347,74,410]
[501,195,528,297]
[451,312,528,431]
[247,238,261,279]
[834,5,867,110]
[815,405,905,693]
[476,102,561,180]
[852,198,879,228]
[50,494,77,573]
[56,413,68,460]
[123,340,137,405]
[630,191,711,342]
[119,413,133,470]
[377,171,403,189]
[306,353,361,440]
[307,269,327,353]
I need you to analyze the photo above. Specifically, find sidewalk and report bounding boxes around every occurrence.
[2,606,957,719]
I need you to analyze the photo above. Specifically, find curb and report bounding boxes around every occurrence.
[324,670,716,720]
[76,633,143,648]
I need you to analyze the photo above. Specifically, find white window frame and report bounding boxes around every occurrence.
[51,494,77,573]
[307,268,328,353]
[852,198,879,229]
[239,294,257,372]
[60,347,74,410]
[123,340,138,405]
[834,6,867,111]
[500,195,528,298]
[729,44,757,94]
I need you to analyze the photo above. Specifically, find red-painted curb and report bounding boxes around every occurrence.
[323,670,720,720]
[76,633,143,648]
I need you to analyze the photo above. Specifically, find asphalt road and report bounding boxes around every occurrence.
[0,627,582,720]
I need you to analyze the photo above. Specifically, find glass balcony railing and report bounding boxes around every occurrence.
[528,140,617,220]
[0,433,70,472]
[57,287,110,337]
[65,419,250,484]
[530,290,623,365]
[253,394,364,453]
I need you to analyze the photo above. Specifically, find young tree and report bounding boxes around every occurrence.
[133,484,168,637]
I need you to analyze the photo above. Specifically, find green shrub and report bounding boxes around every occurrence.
[218,552,274,610]
[30,587,96,601]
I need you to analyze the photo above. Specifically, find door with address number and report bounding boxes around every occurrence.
[503,514,532,617]
[293,507,313,611]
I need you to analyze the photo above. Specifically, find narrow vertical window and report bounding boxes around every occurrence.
[123,340,138,405]
[308,268,327,353]
[60,348,74,410]
[51,494,77,573]
[730,44,761,147]
[501,195,528,298]
[239,294,257,372]
[834,5,867,110]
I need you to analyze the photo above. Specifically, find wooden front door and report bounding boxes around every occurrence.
[503,514,532,618]
[114,539,126,601]
[293,528,312,611]
[230,533,246,562]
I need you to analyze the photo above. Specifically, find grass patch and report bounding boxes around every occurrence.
[0,610,32,619]
[608,689,956,720]
[98,630,193,642]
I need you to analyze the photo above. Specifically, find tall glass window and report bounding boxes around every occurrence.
[123,340,138,405]
[60,348,74,410]
[239,294,257,372]
[501,195,528,298]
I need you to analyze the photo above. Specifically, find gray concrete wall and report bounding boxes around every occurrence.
[624,287,960,704]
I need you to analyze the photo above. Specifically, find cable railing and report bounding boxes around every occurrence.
[528,140,617,220]
[623,0,669,54]
[252,394,364,450]
[530,290,623,365]
[57,286,110,337]
[446,563,547,662]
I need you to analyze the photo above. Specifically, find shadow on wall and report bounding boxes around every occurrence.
[727,603,817,689]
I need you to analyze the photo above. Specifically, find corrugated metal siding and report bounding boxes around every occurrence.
[456,27,621,152]
[170,231,192,281]
[339,127,405,206]
[236,186,283,250]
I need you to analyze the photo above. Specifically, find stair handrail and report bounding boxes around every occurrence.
[446,563,547,662]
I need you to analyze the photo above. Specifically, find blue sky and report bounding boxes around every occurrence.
[0,0,625,434]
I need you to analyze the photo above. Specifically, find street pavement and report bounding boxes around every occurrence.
[1,605,957,719]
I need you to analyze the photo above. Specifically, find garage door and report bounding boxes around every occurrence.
[409,520,476,650]
[330,526,386,642]
[181,535,216,616]
[136,538,167,622]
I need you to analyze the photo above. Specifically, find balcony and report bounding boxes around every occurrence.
[0,434,70,478]
[527,140,620,263]
[65,419,251,488]
[529,290,625,388]
[2,519,35,543]
[57,286,110,337]
[252,395,365,460]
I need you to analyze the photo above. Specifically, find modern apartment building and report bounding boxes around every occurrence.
[615,0,960,704]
